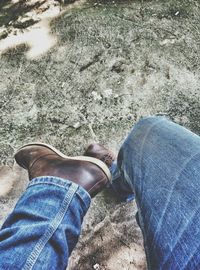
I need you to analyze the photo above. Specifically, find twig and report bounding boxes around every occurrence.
[79,52,102,72]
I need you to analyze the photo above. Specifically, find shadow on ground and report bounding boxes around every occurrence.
[0,0,45,28]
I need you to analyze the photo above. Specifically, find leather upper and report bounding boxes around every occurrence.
[15,145,109,197]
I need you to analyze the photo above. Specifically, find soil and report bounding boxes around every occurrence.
[0,0,200,269]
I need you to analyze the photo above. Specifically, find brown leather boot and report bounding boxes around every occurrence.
[14,143,111,197]
[84,143,116,169]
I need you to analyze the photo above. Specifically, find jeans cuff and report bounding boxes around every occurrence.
[28,176,91,210]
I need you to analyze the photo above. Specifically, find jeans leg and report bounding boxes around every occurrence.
[117,116,200,270]
[0,176,91,270]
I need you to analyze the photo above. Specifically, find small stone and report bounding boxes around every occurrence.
[93,263,100,270]
[103,89,112,98]
[111,60,125,73]
[73,122,81,129]
[91,91,102,101]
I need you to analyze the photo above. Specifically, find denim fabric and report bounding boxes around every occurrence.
[110,161,135,202]
[0,177,91,270]
[1,116,200,270]
[116,116,200,270]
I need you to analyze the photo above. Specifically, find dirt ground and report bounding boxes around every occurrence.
[0,0,200,269]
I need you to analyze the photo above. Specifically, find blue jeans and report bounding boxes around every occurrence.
[1,116,200,269]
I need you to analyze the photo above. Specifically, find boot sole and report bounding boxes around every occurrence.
[15,142,111,181]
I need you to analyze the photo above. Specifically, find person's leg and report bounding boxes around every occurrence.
[0,177,90,270]
[116,116,200,270]
[0,143,110,270]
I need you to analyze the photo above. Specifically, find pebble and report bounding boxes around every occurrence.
[93,263,100,270]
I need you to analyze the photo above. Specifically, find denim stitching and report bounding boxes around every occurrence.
[28,177,91,208]
[28,182,71,191]
[136,117,166,270]
[22,182,78,270]
[29,176,70,188]
[76,189,91,210]
[121,116,166,270]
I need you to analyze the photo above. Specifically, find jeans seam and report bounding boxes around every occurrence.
[22,182,78,270]
[76,191,91,210]
[28,182,71,191]
[29,179,91,211]
[132,117,166,270]
[29,176,70,189]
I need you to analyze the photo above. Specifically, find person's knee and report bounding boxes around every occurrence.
[126,116,168,144]
[136,115,167,127]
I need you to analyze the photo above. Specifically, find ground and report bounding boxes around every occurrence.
[0,0,200,269]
